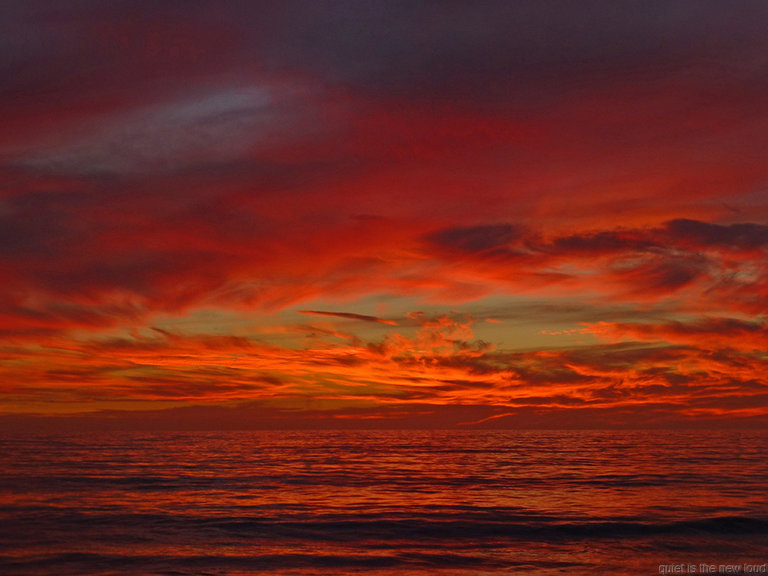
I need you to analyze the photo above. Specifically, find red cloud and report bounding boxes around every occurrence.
[2,2,768,426]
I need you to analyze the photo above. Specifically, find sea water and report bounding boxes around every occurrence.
[1,430,766,575]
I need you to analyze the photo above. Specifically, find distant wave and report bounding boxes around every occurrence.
[0,551,488,574]
[176,514,768,540]
[5,507,767,541]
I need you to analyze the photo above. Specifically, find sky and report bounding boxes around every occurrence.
[1,1,767,430]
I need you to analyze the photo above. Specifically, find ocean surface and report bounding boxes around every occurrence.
[1,430,767,575]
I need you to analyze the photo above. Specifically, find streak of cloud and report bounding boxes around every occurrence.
[298,310,398,325]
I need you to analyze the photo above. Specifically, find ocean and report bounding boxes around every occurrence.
[1,430,766,575]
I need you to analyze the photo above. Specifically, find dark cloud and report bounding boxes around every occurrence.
[558,342,693,370]
[588,317,768,354]
[664,219,768,250]
[119,375,276,399]
[247,1,768,102]
[299,310,397,325]
[634,317,766,338]
[548,230,658,254]
[427,224,523,254]
[611,253,710,292]
[0,188,98,259]
[7,1,768,104]
[420,218,766,301]
[2,300,142,330]
[507,394,589,407]
[510,363,596,386]
[522,219,768,262]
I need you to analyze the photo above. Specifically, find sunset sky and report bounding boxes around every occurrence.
[1,1,767,430]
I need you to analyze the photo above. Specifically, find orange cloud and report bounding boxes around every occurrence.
[2,2,768,427]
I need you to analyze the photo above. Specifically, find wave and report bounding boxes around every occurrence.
[0,551,494,576]
[2,517,765,576]
[209,514,768,540]
[4,507,767,542]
